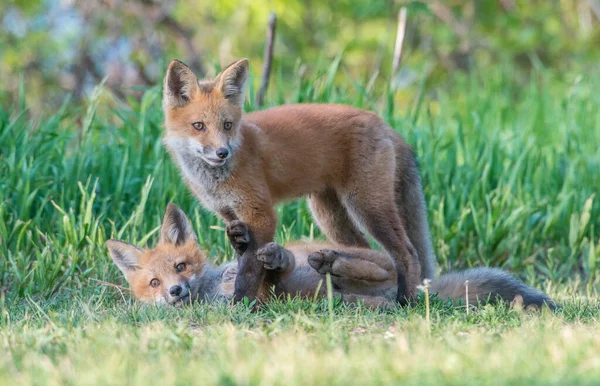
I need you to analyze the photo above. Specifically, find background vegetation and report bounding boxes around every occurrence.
[1,1,600,384]
[2,0,600,110]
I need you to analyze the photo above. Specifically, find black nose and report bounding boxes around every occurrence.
[169,285,182,297]
[216,148,229,159]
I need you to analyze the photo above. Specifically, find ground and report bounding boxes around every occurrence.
[2,295,600,385]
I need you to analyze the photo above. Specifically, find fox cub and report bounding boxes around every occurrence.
[106,204,556,310]
[162,58,433,304]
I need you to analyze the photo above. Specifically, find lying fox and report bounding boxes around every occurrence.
[106,204,556,310]
[162,58,433,303]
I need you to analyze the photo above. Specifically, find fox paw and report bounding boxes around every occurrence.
[256,242,288,271]
[308,249,338,274]
[226,220,250,255]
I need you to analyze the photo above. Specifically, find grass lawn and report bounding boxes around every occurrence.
[1,63,600,384]
[2,296,600,385]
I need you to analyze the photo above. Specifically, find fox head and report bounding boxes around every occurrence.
[162,58,249,168]
[106,203,207,306]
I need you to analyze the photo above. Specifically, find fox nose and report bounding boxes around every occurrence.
[169,285,182,297]
[216,148,229,159]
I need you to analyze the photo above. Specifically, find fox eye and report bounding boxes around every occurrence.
[175,263,186,273]
[224,121,232,131]
[192,122,205,131]
[150,278,160,288]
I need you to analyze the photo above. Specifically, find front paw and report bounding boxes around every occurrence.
[256,242,287,271]
[226,220,250,255]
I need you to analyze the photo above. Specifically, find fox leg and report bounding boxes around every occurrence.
[308,248,397,295]
[394,141,437,280]
[341,140,421,304]
[226,220,251,255]
[343,193,420,303]
[231,206,278,303]
[227,223,293,273]
[308,248,395,283]
[308,188,370,248]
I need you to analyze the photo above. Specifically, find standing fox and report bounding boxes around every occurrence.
[106,204,556,310]
[162,58,433,304]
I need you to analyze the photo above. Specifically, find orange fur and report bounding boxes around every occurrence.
[108,238,207,304]
[162,59,436,303]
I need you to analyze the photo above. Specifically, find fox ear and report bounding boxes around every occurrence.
[216,58,249,107]
[159,203,197,246]
[163,60,199,108]
[106,240,143,276]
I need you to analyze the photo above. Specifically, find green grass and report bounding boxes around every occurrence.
[1,62,600,384]
[2,296,600,385]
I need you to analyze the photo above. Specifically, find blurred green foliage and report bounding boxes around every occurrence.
[1,0,599,111]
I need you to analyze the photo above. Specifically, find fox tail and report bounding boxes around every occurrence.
[429,267,556,310]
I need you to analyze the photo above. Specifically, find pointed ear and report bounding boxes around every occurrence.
[216,58,249,106]
[159,203,197,246]
[163,60,199,108]
[106,240,143,276]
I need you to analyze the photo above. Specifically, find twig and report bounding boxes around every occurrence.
[428,0,472,55]
[326,273,334,323]
[465,280,469,316]
[119,1,206,76]
[418,279,432,333]
[391,7,408,85]
[82,53,127,101]
[423,279,431,331]
[589,0,600,20]
[256,12,277,107]
[499,0,516,12]
[89,278,130,303]
[132,60,154,86]
[89,278,130,292]
[160,15,207,76]
[579,0,594,35]
[428,1,469,40]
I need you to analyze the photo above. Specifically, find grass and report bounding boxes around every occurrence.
[1,62,600,384]
[2,296,600,385]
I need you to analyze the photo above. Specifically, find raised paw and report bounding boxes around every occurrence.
[226,220,250,255]
[308,249,339,275]
[256,242,287,271]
